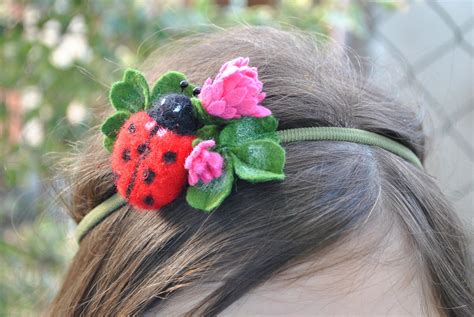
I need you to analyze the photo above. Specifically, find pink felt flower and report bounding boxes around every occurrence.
[184,140,224,186]
[199,57,271,119]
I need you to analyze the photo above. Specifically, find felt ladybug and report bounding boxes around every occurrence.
[112,82,201,210]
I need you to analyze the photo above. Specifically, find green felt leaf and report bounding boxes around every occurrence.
[191,97,225,126]
[192,138,203,147]
[101,111,131,138]
[150,71,195,105]
[124,69,150,105]
[218,116,279,146]
[186,157,234,212]
[109,69,150,112]
[103,136,116,153]
[231,140,285,183]
[197,124,219,140]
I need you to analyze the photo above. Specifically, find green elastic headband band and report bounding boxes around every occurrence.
[75,127,422,242]
[278,127,422,167]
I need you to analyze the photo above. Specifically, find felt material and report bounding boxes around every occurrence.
[103,136,116,153]
[112,112,195,210]
[147,93,199,135]
[109,69,150,113]
[277,127,422,168]
[192,138,203,147]
[191,97,223,126]
[196,124,219,141]
[186,155,234,213]
[199,57,271,119]
[184,140,224,186]
[150,71,195,106]
[84,63,421,229]
[104,68,203,152]
[218,115,278,146]
[77,125,423,242]
[230,139,285,183]
[183,115,283,211]
[101,111,131,138]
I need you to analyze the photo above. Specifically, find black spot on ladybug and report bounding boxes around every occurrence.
[143,168,156,184]
[144,195,154,206]
[137,143,150,155]
[128,123,136,133]
[150,125,160,136]
[126,184,133,197]
[193,87,201,96]
[163,151,177,164]
[122,149,131,161]
[148,93,199,135]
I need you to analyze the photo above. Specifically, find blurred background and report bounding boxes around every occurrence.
[0,0,472,315]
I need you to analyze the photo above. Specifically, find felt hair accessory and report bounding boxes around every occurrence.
[76,57,422,242]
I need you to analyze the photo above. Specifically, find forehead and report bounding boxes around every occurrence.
[147,221,438,316]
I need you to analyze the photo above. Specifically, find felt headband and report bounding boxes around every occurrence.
[75,57,422,243]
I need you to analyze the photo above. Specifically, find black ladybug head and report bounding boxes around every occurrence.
[147,93,199,135]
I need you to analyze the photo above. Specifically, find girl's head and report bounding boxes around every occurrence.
[50,27,472,316]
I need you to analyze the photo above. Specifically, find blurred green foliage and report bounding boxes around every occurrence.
[0,0,397,189]
[0,0,400,314]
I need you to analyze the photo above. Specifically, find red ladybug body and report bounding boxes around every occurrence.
[112,93,199,210]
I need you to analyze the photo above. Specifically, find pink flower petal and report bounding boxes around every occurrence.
[250,105,272,117]
[185,139,224,186]
[238,97,258,114]
[184,154,194,169]
[200,78,214,104]
[199,57,269,119]
[219,57,248,73]
[236,76,254,89]
[199,139,216,149]
[194,162,206,174]
[201,150,211,162]
[212,167,223,178]
[201,171,214,183]
[188,171,199,186]
[221,106,238,119]
[209,155,224,177]
[241,68,258,79]
[206,100,226,116]
[222,73,243,94]
[219,65,239,79]
[211,79,224,100]
[235,57,249,67]
[218,60,231,74]
[224,87,247,106]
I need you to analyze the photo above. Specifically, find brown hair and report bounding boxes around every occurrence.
[49,27,473,316]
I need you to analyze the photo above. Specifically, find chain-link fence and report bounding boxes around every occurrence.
[359,0,473,225]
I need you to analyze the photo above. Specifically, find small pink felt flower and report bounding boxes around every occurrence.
[184,140,224,186]
[199,57,271,119]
